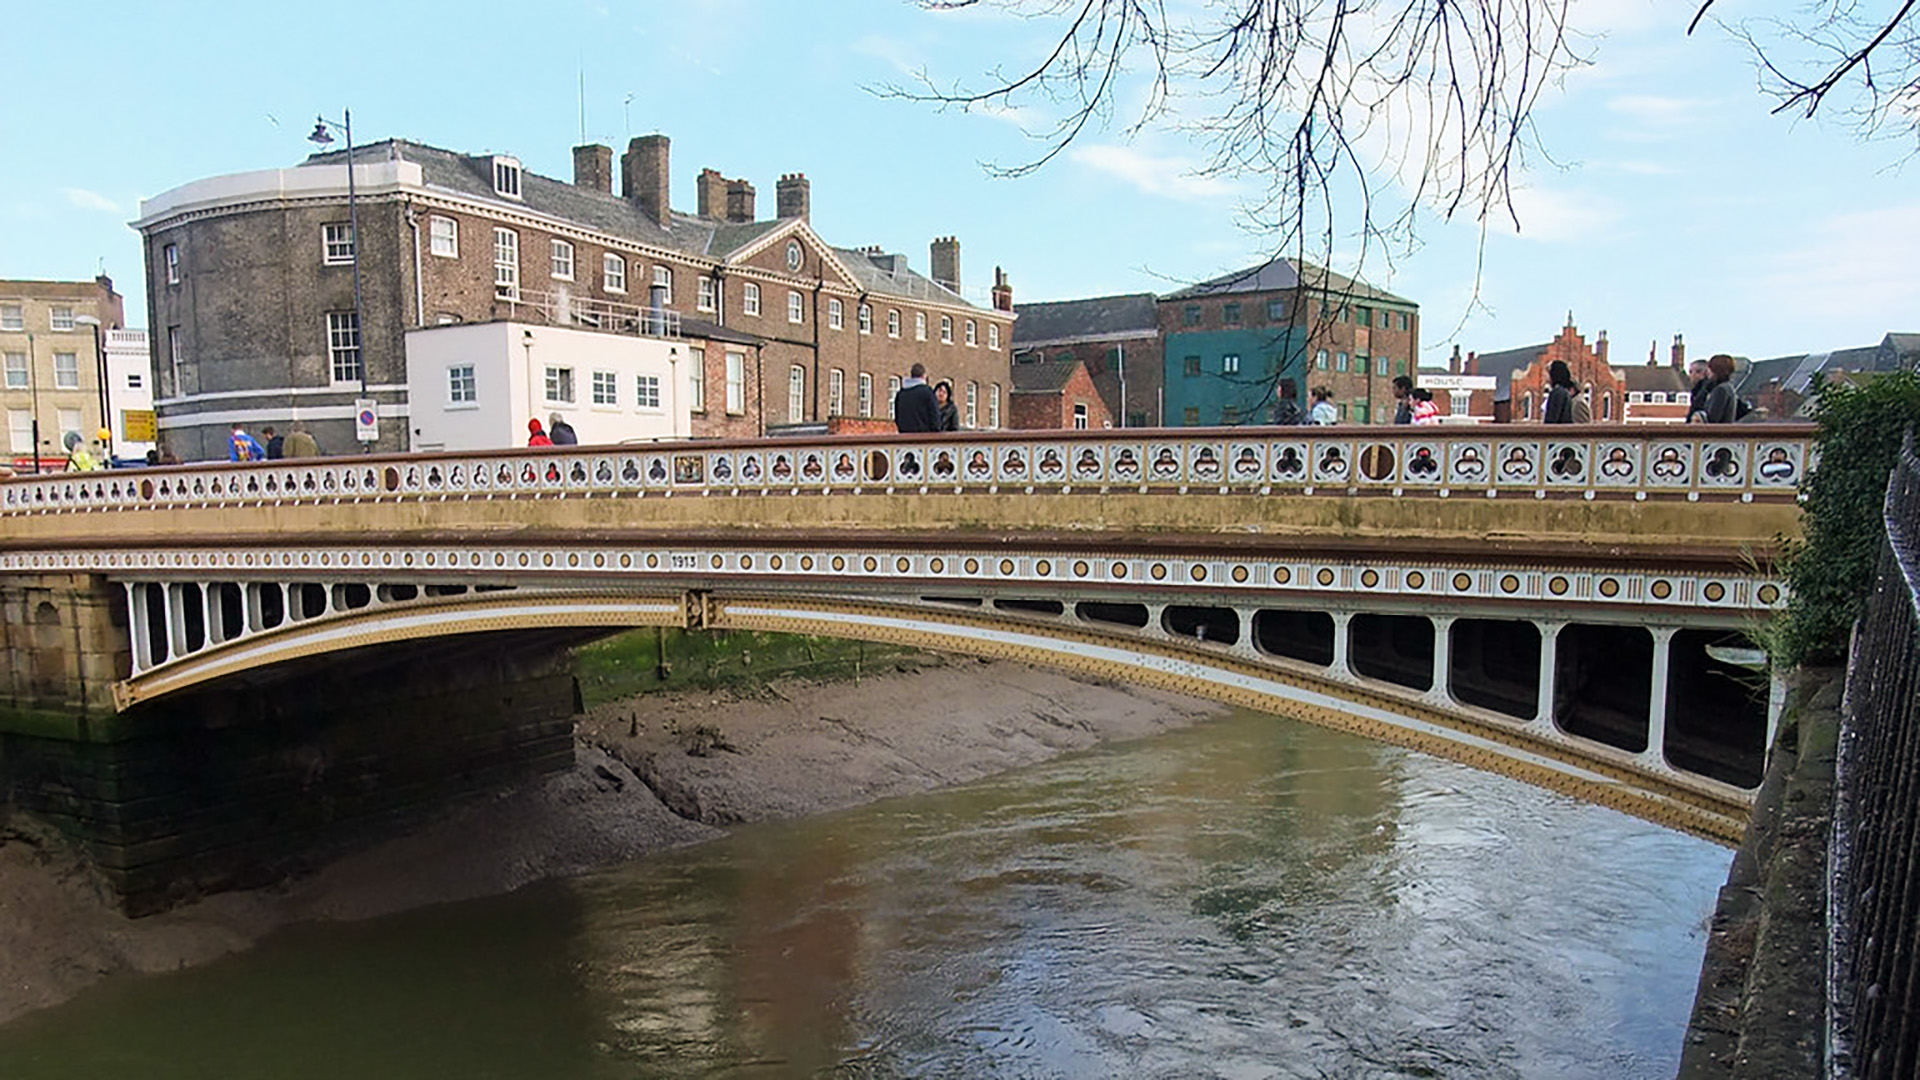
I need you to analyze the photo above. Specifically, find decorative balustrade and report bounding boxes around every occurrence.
[0,425,1815,516]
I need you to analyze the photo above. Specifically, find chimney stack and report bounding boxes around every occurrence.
[930,236,960,294]
[726,178,755,223]
[621,135,671,228]
[573,144,613,193]
[1671,332,1685,369]
[697,168,728,220]
[776,173,810,221]
[1596,328,1609,367]
[991,266,1013,312]
[1449,343,1462,375]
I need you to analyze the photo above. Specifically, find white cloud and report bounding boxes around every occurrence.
[63,188,121,214]
[1607,94,1715,125]
[1067,143,1238,202]
[851,33,924,78]
[1764,203,1920,321]
[1501,184,1619,242]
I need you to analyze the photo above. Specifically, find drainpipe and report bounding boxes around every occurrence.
[405,204,424,328]
[1117,340,1127,428]
[811,276,824,423]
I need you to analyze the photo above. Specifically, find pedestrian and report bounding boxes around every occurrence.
[1571,384,1593,424]
[1272,382,1303,425]
[1696,354,1740,424]
[63,431,100,472]
[1391,375,1414,424]
[1309,386,1338,425]
[1410,387,1440,424]
[893,363,940,433]
[262,426,285,459]
[1543,361,1576,423]
[933,380,960,432]
[228,424,266,462]
[283,421,321,458]
[1686,359,1712,421]
[548,413,579,445]
[527,418,554,447]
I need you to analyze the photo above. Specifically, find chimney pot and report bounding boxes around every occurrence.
[726,178,756,223]
[776,172,810,221]
[930,236,961,294]
[991,266,1013,312]
[573,144,614,193]
[621,135,671,228]
[697,168,728,220]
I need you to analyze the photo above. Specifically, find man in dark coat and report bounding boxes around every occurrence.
[894,363,941,433]
[548,413,579,445]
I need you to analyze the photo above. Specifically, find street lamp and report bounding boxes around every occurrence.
[24,330,39,474]
[73,315,110,463]
[307,110,372,451]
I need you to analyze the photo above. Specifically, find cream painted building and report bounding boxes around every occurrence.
[404,321,692,452]
[0,277,125,471]
[103,328,156,460]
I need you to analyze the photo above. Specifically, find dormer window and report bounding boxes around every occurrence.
[492,156,523,199]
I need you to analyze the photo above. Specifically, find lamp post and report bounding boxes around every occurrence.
[307,110,372,451]
[73,315,110,463]
[24,330,39,474]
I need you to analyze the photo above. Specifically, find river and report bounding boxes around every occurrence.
[0,708,1728,1078]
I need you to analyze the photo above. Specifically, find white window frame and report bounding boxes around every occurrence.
[326,311,362,385]
[635,373,661,410]
[1223,354,1240,374]
[787,290,804,324]
[592,369,619,406]
[743,282,761,316]
[0,305,20,331]
[887,376,901,419]
[430,216,458,258]
[858,303,872,334]
[989,383,1001,428]
[915,312,927,341]
[53,351,79,390]
[829,368,844,416]
[828,298,844,330]
[1074,403,1089,430]
[56,408,80,445]
[940,314,953,344]
[164,244,180,284]
[653,265,672,303]
[494,228,520,298]
[3,352,26,389]
[858,373,873,417]
[787,365,806,421]
[550,239,574,281]
[698,277,716,313]
[964,381,978,428]
[688,345,706,412]
[545,365,575,404]
[603,253,627,293]
[126,370,143,389]
[725,350,746,415]
[493,157,522,199]
[49,306,74,331]
[447,363,476,405]
[989,323,1000,351]
[965,319,977,347]
[887,310,901,338]
[8,409,31,454]
[322,222,355,265]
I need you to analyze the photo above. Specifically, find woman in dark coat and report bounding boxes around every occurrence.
[1543,360,1576,423]
[934,380,961,432]
[1698,353,1740,423]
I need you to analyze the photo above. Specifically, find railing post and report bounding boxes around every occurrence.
[1644,626,1678,770]
[1535,621,1562,726]
[1330,610,1355,680]
[1429,615,1454,705]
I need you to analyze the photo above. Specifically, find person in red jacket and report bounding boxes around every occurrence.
[526,418,554,446]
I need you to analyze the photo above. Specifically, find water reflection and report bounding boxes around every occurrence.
[0,708,1728,1079]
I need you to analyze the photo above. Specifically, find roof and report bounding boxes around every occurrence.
[1162,257,1413,306]
[1464,343,1548,400]
[1009,357,1083,394]
[1615,365,1692,393]
[1737,341,1898,395]
[1011,293,1158,346]
[309,140,982,311]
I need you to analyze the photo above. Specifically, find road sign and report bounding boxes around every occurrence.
[355,398,379,443]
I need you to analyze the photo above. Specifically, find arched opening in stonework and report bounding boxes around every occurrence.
[32,600,65,699]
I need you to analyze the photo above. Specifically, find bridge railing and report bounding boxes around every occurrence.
[0,424,1815,516]
[1829,429,1920,1079]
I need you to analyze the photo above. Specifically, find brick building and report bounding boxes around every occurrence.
[1011,293,1160,427]
[0,277,126,471]
[1007,357,1114,430]
[1454,323,1704,424]
[134,135,1016,459]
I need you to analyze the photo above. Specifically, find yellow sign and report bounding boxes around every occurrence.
[122,409,157,442]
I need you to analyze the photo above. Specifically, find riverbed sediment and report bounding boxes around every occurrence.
[0,656,1224,1028]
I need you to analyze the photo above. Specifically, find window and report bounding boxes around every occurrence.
[1183,305,1201,327]
[1222,354,1240,374]
[1223,302,1242,325]
[635,374,661,409]
[688,346,706,411]
[1267,298,1287,320]
[168,326,182,391]
[1373,356,1388,377]
[1183,406,1200,425]
[448,364,476,404]
[1356,307,1373,328]
[965,382,978,427]
[494,228,519,298]
[8,410,30,454]
[322,223,355,265]
[1338,306,1349,323]
[829,368,844,416]
[1183,355,1202,377]
[1399,312,1411,331]
[887,310,901,337]
[53,352,78,389]
[1353,401,1370,423]
[788,365,806,421]
[965,319,977,347]
[3,353,25,389]
[787,290,804,324]
[653,266,672,303]
[126,370,142,390]
[725,350,746,414]
[743,282,762,315]
[698,277,716,313]
[858,373,873,417]
[545,365,575,404]
[828,298,844,330]
[1602,393,1614,421]
[1336,352,1349,372]
[0,305,20,331]
[1315,349,1329,370]
[592,369,618,405]
[887,376,901,419]
[430,216,458,257]
[858,303,873,334]
[164,244,180,284]
[940,314,953,344]
[550,239,574,280]
[1221,405,1240,425]
[989,323,1000,350]
[915,312,927,341]
[57,408,80,444]
[493,157,522,198]
[49,306,74,331]
[1073,403,1088,429]
[602,253,627,293]
[326,311,362,384]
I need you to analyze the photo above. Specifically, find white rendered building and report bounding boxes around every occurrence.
[103,328,156,460]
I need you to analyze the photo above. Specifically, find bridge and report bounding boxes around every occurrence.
[0,423,1810,909]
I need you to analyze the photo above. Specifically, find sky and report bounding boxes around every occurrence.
[2,0,1915,368]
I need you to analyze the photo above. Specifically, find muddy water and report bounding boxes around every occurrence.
[0,709,1727,1078]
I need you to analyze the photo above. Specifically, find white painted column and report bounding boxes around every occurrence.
[1428,615,1455,704]
[126,582,153,672]
[164,582,188,660]
[1535,622,1562,727]
[1766,667,1788,757]
[203,581,225,646]
[1644,626,1679,770]
[1329,611,1355,680]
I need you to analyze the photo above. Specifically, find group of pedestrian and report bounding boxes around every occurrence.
[526,413,579,447]
[892,364,961,433]
[1687,355,1744,424]
[228,423,321,462]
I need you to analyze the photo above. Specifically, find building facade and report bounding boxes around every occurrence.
[1010,293,1161,427]
[103,328,156,460]
[135,136,1016,460]
[1007,357,1114,430]
[0,277,125,472]
[1161,259,1419,426]
[1454,323,1700,425]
